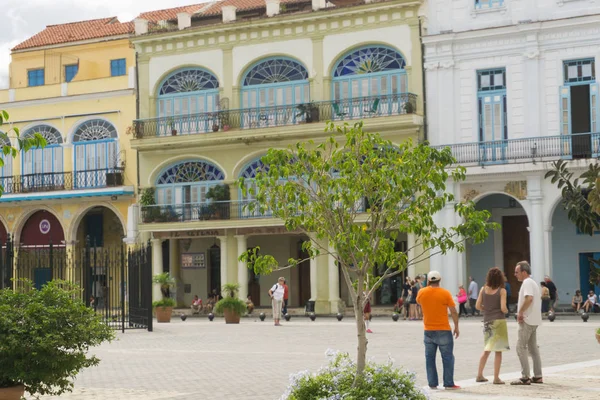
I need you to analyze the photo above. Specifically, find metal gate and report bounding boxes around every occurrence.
[0,236,153,332]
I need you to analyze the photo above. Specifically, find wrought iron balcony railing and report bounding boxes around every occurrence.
[140,198,371,224]
[132,93,418,139]
[434,133,600,166]
[0,168,125,195]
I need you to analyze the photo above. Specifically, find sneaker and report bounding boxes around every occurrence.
[366,329,373,333]
[428,386,438,390]
[444,385,461,390]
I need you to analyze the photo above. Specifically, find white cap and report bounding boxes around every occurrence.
[428,271,441,282]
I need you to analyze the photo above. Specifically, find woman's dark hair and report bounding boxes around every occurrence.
[576,290,581,295]
[485,267,504,289]
[540,282,547,287]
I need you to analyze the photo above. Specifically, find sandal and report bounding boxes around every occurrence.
[531,377,543,384]
[510,378,531,385]
[476,377,489,383]
[493,379,505,385]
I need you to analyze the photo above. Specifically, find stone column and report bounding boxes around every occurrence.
[222,47,234,104]
[151,238,163,302]
[217,236,229,291]
[169,239,183,306]
[544,226,553,278]
[311,36,324,101]
[327,243,342,313]
[443,202,459,295]
[527,176,545,281]
[236,235,248,300]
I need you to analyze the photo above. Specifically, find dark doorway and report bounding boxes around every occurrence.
[502,215,530,303]
[247,246,260,307]
[208,244,221,296]
[579,252,600,297]
[297,241,311,308]
[375,241,407,305]
[571,84,591,158]
[162,240,170,274]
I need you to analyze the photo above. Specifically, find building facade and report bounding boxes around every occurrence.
[0,18,138,280]
[424,0,600,303]
[130,0,428,312]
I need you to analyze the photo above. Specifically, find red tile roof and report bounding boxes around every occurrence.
[12,17,133,51]
[12,0,318,51]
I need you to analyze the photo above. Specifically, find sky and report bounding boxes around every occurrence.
[0,0,206,88]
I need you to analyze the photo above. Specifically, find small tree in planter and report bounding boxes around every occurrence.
[214,283,247,324]
[152,272,176,323]
[296,102,320,123]
[0,280,114,399]
[206,184,231,220]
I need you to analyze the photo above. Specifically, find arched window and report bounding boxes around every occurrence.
[157,68,220,135]
[156,160,225,205]
[0,135,13,194]
[21,125,63,178]
[72,119,119,188]
[332,46,407,100]
[241,58,309,125]
[238,158,270,218]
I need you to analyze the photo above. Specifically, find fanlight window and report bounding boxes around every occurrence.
[241,58,310,112]
[156,161,225,206]
[73,119,117,142]
[72,119,118,188]
[332,46,408,100]
[21,125,63,178]
[156,69,220,135]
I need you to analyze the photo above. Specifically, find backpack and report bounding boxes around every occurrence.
[269,284,278,297]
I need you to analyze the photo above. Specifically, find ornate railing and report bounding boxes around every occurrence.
[0,168,125,195]
[434,133,600,165]
[132,93,418,139]
[140,198,370,224]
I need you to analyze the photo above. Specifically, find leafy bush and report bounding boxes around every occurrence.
[0,280,114,397]
[596,327,600,335]
[282,350,428,400]
[214,283,246,315]
[152,297,176,308]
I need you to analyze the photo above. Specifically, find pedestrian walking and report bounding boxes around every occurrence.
[544,276,558,312]
[282,278,289,315]
[475,267,509,385]
[416,270,460,390]
[269,277,286,326]
[468,276,479,316]
[457,285,468,317]
[511,261,543,385]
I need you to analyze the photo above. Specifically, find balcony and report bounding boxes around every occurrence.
[132,93,417,139]
[0,168,125,195]
[435,133,600,166]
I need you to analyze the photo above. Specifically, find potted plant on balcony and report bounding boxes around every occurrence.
[214,283,247,324]
[140,187,161,223]
[167,118,177,136]
[219,110,231,132]
[206,183,231,220]
[402,100,414,114]
[296,102,320,123]
[0,280,114,400]
[152,272,176,323]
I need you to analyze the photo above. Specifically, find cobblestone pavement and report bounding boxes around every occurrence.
[31,315,600,400]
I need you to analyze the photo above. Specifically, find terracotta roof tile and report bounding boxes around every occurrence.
[202,0,308,16]
[137,3,212,22]
[12,17,133,51]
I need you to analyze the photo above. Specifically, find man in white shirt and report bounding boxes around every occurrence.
[468,277,479,316]
[511,261,543,385]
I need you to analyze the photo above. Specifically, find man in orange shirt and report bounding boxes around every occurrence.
[416,271,460,390]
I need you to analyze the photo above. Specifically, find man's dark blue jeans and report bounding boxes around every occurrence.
[424,330,455,388]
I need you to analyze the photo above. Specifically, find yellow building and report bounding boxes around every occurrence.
[0,17,138,263]
[131,0,428,312]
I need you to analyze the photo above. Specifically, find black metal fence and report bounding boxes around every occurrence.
[132,93,418,138]
[0,168,125,194]
[0,237,153,332]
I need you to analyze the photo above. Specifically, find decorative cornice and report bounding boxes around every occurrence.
[523,49,540,59]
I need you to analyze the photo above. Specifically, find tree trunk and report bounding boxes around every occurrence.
[353,275,368,385]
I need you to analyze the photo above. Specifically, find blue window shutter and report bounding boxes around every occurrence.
[65,65,78,82]
[478,97,483,141]
[503,95,508,140]
[28,69,44,87]
[559,86,571,135]
[590,83,600,133]
[110,59,126,76]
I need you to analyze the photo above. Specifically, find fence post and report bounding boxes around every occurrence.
[7,235,13,290]
[146,240,153,332]
[121,243,126,334]
[49,240,54,281]
[84,236,92,307]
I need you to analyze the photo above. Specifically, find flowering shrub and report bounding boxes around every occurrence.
[282,350,428,400]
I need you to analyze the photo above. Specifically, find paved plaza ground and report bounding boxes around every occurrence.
[31,315,600,400]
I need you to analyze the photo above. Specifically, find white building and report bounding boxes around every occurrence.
[423,0,600,304]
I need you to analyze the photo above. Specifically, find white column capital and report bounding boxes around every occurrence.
[151,238,163,244]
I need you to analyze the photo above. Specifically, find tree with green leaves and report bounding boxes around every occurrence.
[239,121,495,380]
[0,110,46,196]
[545,159,600,285]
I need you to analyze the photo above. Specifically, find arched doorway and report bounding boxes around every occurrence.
[19,210,64,246]
[74,206,125,248]
[467,193,530,304]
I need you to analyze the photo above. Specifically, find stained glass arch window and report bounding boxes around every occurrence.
[73,119,117,142]
[159,68,219,95]
[242,58,309,86]
[157,161,225,185]
[239,159,269,179]
[333,46,406,77]
[22,125,63,145]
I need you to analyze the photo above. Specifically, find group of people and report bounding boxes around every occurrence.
[573,289,599,313]
[190,290,221,314]
[394,275,427,321]
[417,261,544,390]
